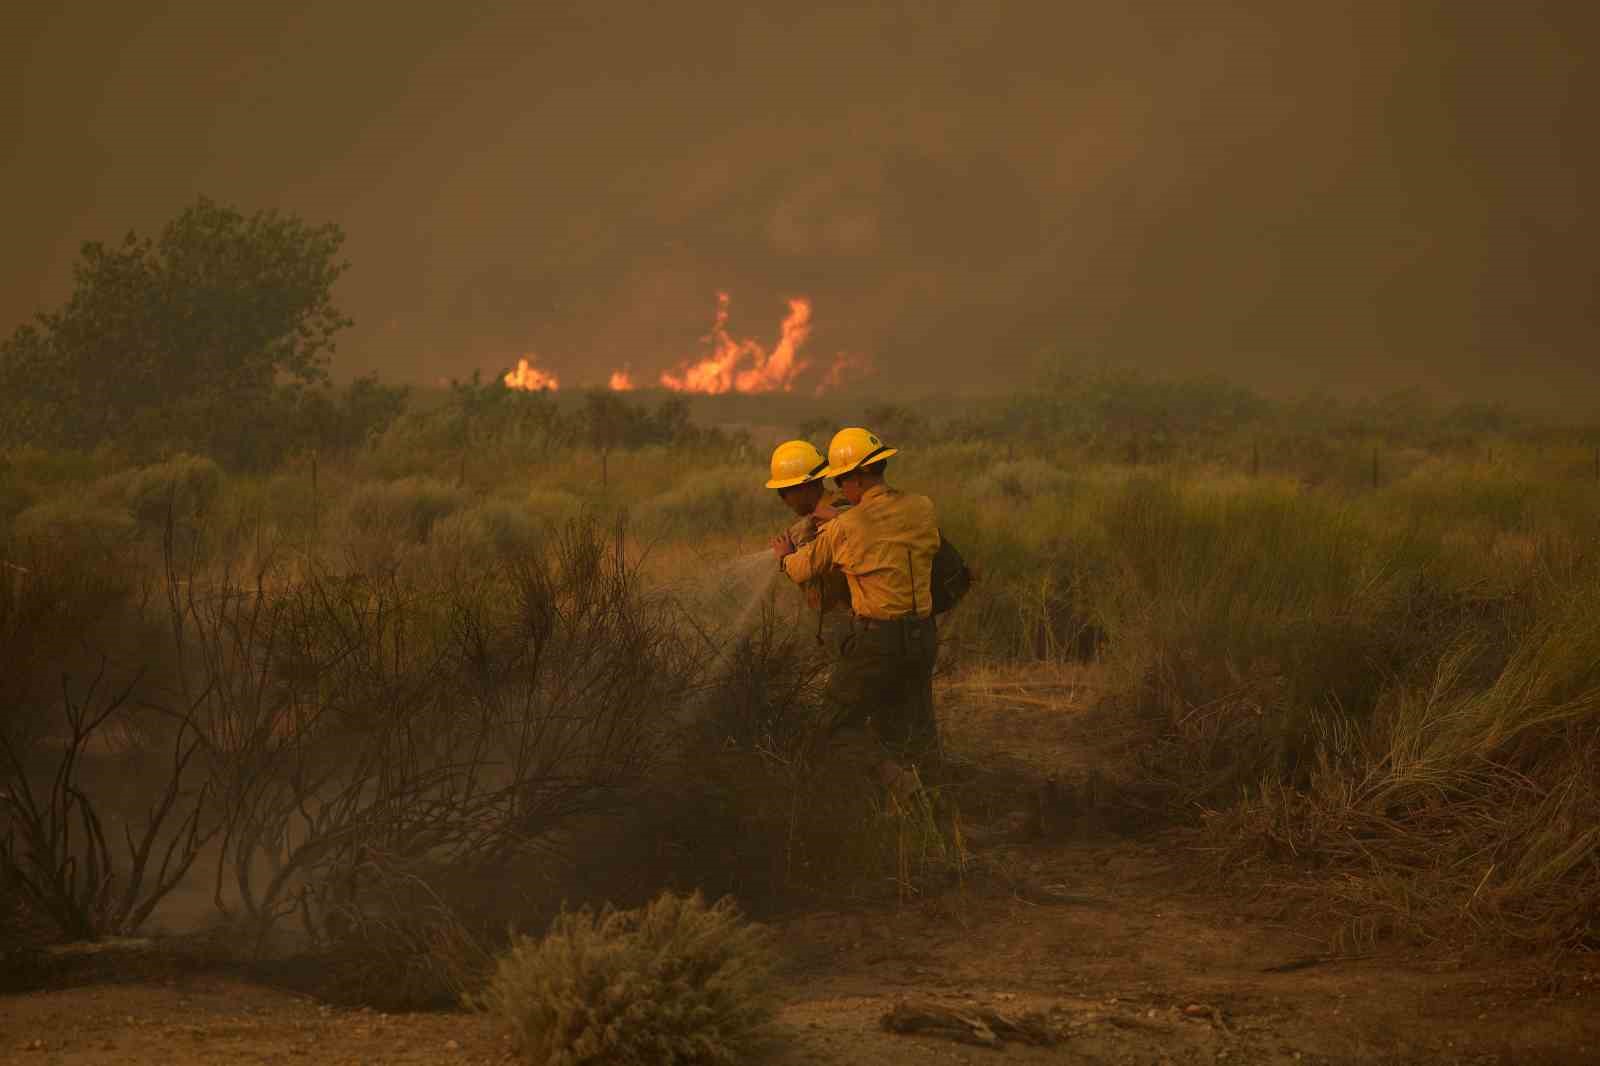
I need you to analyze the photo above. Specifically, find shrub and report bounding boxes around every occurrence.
[309,871,496,1011]
[0,663,210,941]
[970,458,1074,502]
[526,489,585,523]
[118,453,225,525]
[430,500,541,561]
[472,891,776,1066]
[637,468,769,538]
[0,527,159,749]
[224,470,321,540]
[177,514,703,951]
[0,446,126,500]
[343,476,467,542]
[10,497,139,557]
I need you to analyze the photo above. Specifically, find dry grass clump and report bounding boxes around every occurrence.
[343,475,467,542]
[1206,552,1600,952]
[471,891,776,1066]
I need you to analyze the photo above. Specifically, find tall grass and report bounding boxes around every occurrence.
[907,456,1599,950]
[1216,568,1600,951]
[1082,472,1600,950]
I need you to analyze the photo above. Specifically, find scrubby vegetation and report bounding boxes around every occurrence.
[5,211,1600,1035]
[471,892,776,1066]
[4,362,1600,977]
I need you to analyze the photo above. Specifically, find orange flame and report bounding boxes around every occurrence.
[504,357,559,391]
[658,293,812,394]
[608,368,635,391]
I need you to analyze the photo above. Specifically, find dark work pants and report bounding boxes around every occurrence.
[823,615,939,762]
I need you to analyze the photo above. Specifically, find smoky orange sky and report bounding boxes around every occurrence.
[4,1,1596,405]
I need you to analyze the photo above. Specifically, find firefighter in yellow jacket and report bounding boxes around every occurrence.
[770,427,941,765]
[765,440,852,625]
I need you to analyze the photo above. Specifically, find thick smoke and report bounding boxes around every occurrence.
[4,1,1597,407]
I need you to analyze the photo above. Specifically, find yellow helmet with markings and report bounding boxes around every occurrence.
[823,427,898,478]
[765,440,829,489]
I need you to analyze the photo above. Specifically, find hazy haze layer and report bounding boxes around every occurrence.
[5,1,1596,405]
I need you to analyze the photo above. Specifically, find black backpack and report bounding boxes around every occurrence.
[930,534,972,615]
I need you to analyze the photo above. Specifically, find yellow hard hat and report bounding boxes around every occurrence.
[766,439,829,489]
[824,427,898,478]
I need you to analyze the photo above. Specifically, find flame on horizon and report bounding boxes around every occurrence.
[499,295,872,394]
[504,357,560,391]
[657,292,812,395]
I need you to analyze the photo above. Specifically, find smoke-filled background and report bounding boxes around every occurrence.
[5,1,1596,405]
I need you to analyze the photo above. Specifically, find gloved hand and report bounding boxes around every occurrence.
[788,514,819,546]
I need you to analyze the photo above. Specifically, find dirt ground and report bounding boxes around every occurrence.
[4,666,1598,1065]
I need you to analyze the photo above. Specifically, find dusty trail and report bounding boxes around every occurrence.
[766,835,1600,1065]
[7,839,1595,1065]
[3,666,1597,1065]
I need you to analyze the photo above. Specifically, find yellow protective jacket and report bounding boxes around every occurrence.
[780,484,939,620]
[788,494,852,614]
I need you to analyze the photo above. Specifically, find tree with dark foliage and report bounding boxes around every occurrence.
[0,197,352,464]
